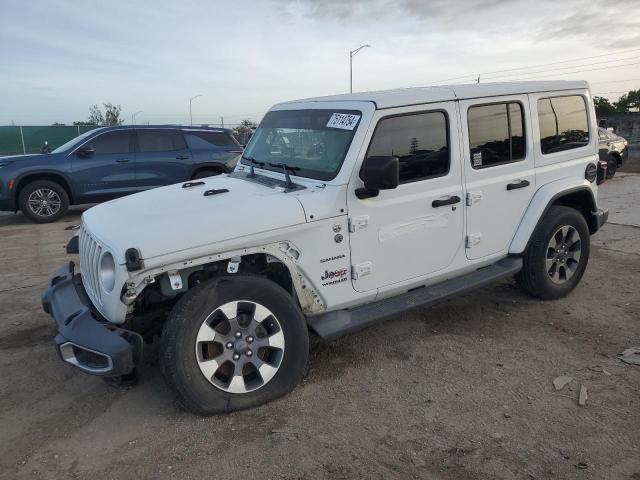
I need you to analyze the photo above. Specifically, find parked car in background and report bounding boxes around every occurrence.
[0,126,243,222]
[598,127,628,178]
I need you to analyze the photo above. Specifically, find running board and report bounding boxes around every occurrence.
[307,257,523,341]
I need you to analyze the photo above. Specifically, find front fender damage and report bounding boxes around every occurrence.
[122,241,325,315]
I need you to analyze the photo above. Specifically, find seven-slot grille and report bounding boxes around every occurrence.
[78,225,104,306]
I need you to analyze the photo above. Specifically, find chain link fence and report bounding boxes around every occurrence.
[0,125,100,156]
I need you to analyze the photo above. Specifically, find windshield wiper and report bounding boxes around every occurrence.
[242,155,264,177]
[269,162,300,189]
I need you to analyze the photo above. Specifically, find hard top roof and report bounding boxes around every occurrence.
[279,81,589,109]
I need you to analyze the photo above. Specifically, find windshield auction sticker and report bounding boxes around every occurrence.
[326,113,361,130]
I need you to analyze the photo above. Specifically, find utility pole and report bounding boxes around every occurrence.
[132,111,143,125]
[220,116,224,128]
[349,44,371,93]
[189,95,203,125]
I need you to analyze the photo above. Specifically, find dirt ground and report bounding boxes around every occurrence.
[1,157,639,480]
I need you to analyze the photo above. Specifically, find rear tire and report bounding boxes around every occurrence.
[192,169,223,179]
[18,179,70,223]
[160,275,309,415]
[516,206,590,300]
[606,155,618,179]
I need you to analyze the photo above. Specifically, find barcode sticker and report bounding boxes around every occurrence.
[326,113,361,130]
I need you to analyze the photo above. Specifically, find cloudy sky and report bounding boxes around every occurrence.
[0,0,638,126]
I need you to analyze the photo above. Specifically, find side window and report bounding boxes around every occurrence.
[467,102,525,169]
[537,95,589,154]
[137,129,187,153]
[366,111,449,184]
[84,130,132,155]
[183,131,239,149]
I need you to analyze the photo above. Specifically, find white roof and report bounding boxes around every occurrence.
[281,81,589,109]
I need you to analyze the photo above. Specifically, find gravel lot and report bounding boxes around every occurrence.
[1,155,639,480]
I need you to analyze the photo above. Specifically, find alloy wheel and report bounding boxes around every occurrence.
[546,225,582,284]
[195,300,285,394]
[27,188,62,218]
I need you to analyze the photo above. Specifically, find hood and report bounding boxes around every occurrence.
[82,175,307,263]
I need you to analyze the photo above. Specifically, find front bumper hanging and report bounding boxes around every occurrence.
[42,262,142,377]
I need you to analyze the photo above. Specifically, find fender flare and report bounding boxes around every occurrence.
[509,178,596,255]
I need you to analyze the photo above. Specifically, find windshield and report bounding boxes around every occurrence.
[241,109,362,181]
[51,129,99,154]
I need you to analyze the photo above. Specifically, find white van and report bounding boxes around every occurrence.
[43,81,607,414]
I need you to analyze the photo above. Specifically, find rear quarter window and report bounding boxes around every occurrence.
[184,131,239,149]
[537,95,589,155]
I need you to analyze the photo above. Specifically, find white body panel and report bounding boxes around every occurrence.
[76,81,601,325]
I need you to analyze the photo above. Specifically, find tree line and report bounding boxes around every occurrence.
[594,89,640,116]
[51,103,257,143]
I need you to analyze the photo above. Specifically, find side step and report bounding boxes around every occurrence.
[307,257,523,341]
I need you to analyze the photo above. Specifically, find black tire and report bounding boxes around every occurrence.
[18,179,70,223]
[192,169,223,179]
[160,275,309,415]
[516,206,590,300]
[606,155,618,179]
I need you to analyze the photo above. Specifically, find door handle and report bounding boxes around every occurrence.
[506,179,530,191]
[176,155,189,160]
[116,158,131,163]
[432,195,461,208]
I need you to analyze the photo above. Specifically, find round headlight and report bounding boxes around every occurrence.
[99,252,116,292]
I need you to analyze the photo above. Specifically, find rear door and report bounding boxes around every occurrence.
[134,129,193,188]
[460,96,535,259]
[71,129,137,201]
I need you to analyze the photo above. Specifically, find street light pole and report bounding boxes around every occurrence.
[189,94,203,126]
[132,110,143,125]
[349,44,371,93]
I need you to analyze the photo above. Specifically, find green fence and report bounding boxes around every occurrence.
[0,125,97,156]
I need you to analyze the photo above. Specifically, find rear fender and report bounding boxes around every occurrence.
[509,178,596,254]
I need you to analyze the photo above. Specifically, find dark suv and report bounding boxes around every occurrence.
[0,126,243,222]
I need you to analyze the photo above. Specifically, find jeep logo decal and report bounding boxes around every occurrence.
[320,267,349,286]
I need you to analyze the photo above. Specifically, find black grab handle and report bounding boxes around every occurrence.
[506,180,530,191]
[432,195,461,208]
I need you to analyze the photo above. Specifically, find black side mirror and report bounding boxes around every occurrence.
[77,147,95,157]
[356,156,399,199]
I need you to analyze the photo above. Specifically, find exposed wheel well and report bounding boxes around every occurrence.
[131,253,296,337]
[15,173,74,205]
[550,189,597,234]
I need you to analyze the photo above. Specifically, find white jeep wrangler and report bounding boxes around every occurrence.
[43,81,608,415]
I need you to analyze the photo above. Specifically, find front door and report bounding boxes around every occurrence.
[134,129,193,189]
[71,129,137,202]
[348,103,464,293]
[460,96,535,260]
